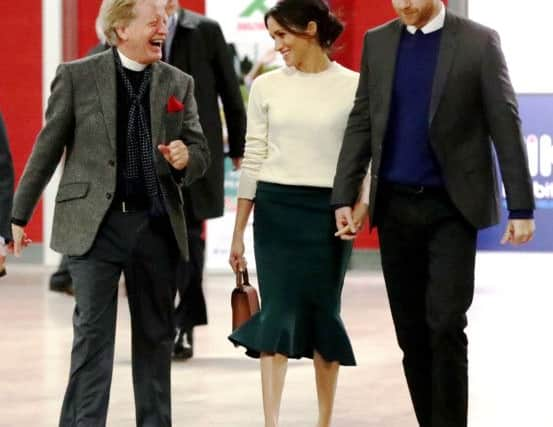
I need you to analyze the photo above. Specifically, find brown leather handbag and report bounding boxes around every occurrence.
[231,268,260,331]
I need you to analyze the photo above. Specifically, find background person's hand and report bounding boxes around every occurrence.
[500,219,535,245]
[158,140,189,170]
[231,157,243,171]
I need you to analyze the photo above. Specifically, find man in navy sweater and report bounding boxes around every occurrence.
[332,1,535,426]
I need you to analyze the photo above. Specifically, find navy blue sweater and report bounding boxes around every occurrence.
[378,28,532,219]
[380,29,443,187]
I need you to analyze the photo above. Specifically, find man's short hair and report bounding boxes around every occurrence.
[99,0,138,46]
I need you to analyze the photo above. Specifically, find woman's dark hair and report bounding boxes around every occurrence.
[264,0,344,49]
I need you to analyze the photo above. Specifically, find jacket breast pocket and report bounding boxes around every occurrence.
[56,182,90,203]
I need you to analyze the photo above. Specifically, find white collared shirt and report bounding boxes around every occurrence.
[117,49,147,71]
[406,1,446,34]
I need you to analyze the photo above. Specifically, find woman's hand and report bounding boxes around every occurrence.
[229,234,247,273]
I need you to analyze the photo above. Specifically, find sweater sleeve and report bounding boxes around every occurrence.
[237,79,268,199]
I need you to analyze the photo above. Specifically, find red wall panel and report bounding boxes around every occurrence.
[0,0,44,241]
[331,0,397,71]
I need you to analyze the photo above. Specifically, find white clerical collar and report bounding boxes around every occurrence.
[406,1,445,34]
[117,49,147,71]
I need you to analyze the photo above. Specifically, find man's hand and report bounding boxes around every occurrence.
[231,157,243,171]
[10,224,32,256]
[352,201,369,232]
[500,219,535,245]
[158,140,189,170]
[334,206,357,240]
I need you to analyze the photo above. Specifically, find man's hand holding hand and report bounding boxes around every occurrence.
[158,140,189,170]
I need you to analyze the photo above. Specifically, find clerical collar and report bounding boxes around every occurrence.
[406,1,445,35]
[116,49,147,71]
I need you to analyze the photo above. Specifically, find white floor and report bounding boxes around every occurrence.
[0,252,551,426]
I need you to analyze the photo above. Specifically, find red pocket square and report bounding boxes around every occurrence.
[167,95,184,113]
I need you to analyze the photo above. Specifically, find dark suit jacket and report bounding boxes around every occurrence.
[331,12,534,230]
[12,51,210,258]
[169,8,246,220]
[0,113,14,240]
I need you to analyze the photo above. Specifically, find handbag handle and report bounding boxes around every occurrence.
[235,268,250,290]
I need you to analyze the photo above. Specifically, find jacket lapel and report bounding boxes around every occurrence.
[94,51,117,150]
[429,12,459,125]
[377,20,403,148]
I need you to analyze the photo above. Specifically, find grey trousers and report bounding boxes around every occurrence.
[59,208,180,427]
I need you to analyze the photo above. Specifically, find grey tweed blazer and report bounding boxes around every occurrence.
[12,50,210,258]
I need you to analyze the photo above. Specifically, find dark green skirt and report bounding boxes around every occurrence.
[228,182,356,366]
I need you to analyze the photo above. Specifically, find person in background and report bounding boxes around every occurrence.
[0,112,14,277]
[332,1,535,426]
[165,0,247,360]
[228,1,369,426]
[11,0,209,424]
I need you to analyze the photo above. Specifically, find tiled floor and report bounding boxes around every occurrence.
[0,252,551,426]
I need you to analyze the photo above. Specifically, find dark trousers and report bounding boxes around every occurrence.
[375,184,477,427]
[174,218,207,331]
[59,209,179,427]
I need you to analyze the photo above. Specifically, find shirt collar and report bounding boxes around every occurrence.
[116,49,147,71]
[406,1,445,34]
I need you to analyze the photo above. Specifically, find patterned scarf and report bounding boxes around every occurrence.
[113,48,166,216]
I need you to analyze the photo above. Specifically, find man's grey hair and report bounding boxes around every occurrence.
[98,0,138,46]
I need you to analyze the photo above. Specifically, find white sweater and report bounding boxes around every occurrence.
[238,62,369,202]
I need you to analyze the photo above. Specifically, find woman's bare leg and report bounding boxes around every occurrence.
[314,351,340,427]
[260,352,289,427]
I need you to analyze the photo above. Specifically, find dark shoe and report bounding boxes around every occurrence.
[172,328,193,360]
[49,274,74,295]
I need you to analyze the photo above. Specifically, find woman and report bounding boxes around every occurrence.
[228,1,369,426]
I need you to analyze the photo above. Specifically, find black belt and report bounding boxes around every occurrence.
[381,181,447,196]
[111,198,150,213]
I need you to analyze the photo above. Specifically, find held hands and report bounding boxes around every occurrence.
[229,234,247,273]
[10,224,32,257]
[500,219,535,245]
[158,140,189,170]
[335,202,368,240]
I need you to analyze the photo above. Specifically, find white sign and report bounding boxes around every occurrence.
[469,0,553,93]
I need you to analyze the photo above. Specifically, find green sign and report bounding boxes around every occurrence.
[240,0,269,17]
